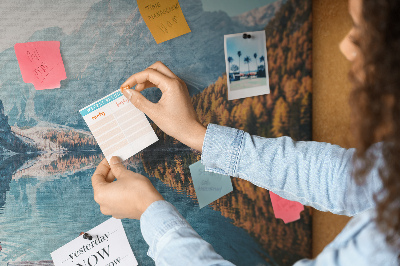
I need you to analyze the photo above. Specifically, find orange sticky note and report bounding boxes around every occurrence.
[137,0,191,44]
[269,191,304,224]
[14,41,67,90]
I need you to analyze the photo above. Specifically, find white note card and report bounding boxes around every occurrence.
[79,89,158,162]
[51,218,138,266]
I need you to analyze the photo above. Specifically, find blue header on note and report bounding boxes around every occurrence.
[79,91,123,116]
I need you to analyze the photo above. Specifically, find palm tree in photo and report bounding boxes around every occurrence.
[244,56,251,77]
[259,55,266,76]
[253,53,258,73]
[237,51,242,77]
[227,56,233,73]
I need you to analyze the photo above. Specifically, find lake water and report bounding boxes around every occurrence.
[0,154,273,265]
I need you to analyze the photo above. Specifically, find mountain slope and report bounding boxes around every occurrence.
[0,100,37,153]
[232,0,286,27]
[0,0,276,129]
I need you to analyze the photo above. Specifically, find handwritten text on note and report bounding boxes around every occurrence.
[137,0,191,44]
[189,161,233,209]
[14,41,67,90]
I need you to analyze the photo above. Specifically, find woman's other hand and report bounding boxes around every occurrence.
[91,157,164,219]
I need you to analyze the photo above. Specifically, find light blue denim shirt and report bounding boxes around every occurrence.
[140,124,399,265]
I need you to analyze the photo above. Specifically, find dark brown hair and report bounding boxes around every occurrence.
[350,0,400,252]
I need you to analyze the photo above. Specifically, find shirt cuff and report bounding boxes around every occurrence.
[140,200,192,259]
[201,123,245,177]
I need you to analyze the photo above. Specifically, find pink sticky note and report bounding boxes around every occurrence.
[14,41,67,90]
[269,191,304,224]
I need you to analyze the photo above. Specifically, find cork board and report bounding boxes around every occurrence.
[312,0,353,257]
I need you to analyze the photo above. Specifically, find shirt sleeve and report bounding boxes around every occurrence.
[201,124,383,216]
[140,200,235,265]
[293,210,399,266]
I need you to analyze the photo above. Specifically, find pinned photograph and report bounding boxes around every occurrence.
[224,30,270,100]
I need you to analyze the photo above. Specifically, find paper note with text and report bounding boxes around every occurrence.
[14,41,67,90]
[189,161,233,208]
[269,191,304,224]
[79,90,158,162]
[51,218,137,266]
[137,0,191,44]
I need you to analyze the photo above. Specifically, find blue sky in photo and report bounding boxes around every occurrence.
[201,0,278,16]
[226,33,266,73]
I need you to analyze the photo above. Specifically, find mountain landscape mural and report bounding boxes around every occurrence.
[0,0,312,265]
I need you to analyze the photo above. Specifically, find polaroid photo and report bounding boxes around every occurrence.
[224,30,270,100]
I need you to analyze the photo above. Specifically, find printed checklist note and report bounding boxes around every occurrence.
[79,90,158,162]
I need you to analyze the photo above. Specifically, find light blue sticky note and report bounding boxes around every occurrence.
[189,160,233,209]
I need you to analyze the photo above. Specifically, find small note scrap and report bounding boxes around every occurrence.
[269,191,304,224]
[189,161,233,209]
[51,218,138,266]
[14,41,67,90]
[79,89,158,162]
[137,0,191,44]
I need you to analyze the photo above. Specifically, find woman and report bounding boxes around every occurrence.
[91,0,400,264]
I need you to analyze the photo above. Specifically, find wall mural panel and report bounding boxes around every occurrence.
[0,0,312,265]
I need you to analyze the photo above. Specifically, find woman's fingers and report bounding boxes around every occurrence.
[121,88,158,117]
[120,68,174,93]
[109,156,129,179]
[120,61,178,92]
[120,67,179,116]
[92,159,110,189]
[135,81,156,92]
[105,168,116,182]
[147,61,178,79]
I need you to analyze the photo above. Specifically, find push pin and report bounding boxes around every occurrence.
[242,33,252,39]
[80,232,93,240]
[120,85,130,92]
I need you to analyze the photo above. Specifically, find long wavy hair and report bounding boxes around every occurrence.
[350,0,400,252]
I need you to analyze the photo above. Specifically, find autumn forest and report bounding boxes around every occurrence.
[140,0,313,265]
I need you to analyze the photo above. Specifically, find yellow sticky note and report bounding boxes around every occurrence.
[137,0,191,44]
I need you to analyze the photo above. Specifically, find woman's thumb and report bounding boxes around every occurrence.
[122,88,154,115]
[109,156,127,178]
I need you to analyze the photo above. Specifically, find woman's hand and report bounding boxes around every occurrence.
[120,61,206,152]
[91,157,164,219]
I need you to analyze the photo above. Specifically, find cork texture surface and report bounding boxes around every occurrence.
[312,0,353,257]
